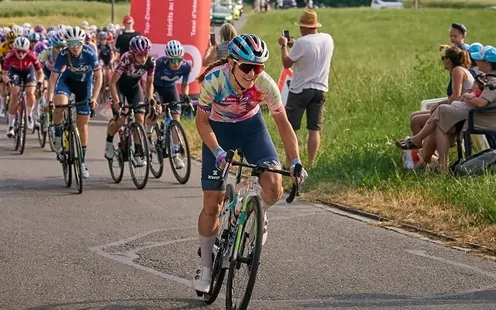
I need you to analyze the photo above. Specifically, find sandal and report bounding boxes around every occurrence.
[395,137,421,150]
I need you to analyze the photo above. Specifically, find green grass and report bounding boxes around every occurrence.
[204,8,496,223]
[0,1,129,26]
[403,0,496,9]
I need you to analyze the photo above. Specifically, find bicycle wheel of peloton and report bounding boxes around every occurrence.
[128,122,150,189]
[13,107,21,151]
[37,112,47,148]
[71,125,83,194]
[202,183,235,304]
[108,133,125,184]
[166,120,191,184]
[62,129,72,188]
[149,124,164,179]
[226,195,264,310]
[18,101,28,155]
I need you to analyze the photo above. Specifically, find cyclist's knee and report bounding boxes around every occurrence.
[202,190,224,217]
[259,172,283,205]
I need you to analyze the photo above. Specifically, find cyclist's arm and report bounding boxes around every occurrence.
[273,110,299,163]
[2,53,11,83]
[145,75,154,102]
[109,69,122,106]
[90,53,103,102]
[181,65,191,96]
[195,110,221,153]
[32,55,44,83]
[46,71,59,102]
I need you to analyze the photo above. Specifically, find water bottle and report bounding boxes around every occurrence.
[63,129,70,151]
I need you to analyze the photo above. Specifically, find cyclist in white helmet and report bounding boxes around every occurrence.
[148,39,192,169]
[46,26,102,179]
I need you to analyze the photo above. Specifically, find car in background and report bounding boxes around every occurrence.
[278,0,297,9]
[370,0,404,9]
[211,5,234,25]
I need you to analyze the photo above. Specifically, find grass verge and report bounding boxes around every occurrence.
[183,7,496,248]
[0,1,129,26]
[403,0,496,9]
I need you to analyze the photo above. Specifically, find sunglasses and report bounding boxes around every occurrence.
[441,56,446,61]
[169,58,182,64]
[233,59,265,74]
[16,50,27,55]
[67,41,83,48]
[135,52,148,58]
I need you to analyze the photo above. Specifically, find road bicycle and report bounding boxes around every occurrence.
[196,149,302,310]
[49,100,89,194]
[10,81,28,155]
[35,87,52,149]
[98,63,112,106]
[148,98,192,184]
[107,102,150,189]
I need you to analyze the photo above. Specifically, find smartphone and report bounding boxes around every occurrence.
[210,33,216,45]
[283,30,290,41]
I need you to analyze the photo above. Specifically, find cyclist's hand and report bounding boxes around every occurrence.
[289,159,308,185]
[183,95,191,104]
[112,101,121,113]
[213,147,227,170]
[89,98,98,109]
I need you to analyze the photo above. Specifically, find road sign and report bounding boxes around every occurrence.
[277,67,293,106]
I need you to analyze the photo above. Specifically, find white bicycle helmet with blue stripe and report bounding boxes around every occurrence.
[164,40,184,58]
[228,34,269,63]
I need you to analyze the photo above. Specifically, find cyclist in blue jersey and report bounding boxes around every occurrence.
[150,40,192,169]
[152,40,191,121]
[46,26,102,179]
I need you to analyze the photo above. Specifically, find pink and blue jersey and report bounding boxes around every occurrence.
[197,63,284,122]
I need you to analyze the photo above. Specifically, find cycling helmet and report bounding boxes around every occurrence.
[13,25,23,35]
[34,24,45,33]
[23,23,31,29]
[98,32,108,40]
[64,26,86,42]
[22,28,31,37]
[47,26,55,32]
[34,41,47,54]
[49,32,66,47]
[13,36,30,50]
[6,31,18,42]
[28,32,40,42]
[85,31,93,43]
[228,34,269,63]
[129,35,151,54]
[89,25,97,33]
[165,40,184,58]
[81,20,89,29]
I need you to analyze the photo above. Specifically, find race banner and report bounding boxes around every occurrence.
[130,0,212,95]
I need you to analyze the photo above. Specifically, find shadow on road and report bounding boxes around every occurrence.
[25,297,210,310]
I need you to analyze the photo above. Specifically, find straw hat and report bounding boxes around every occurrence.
[295,9,322,28]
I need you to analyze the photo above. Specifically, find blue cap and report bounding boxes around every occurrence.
[468,42,483,54]
[471,45,496,62]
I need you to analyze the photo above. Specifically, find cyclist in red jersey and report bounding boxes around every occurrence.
[2,36,44,137]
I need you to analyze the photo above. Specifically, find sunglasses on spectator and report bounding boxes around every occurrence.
[233,59,265,74]
[169,58,183,64]
[441,56,447,61]
[67,41,83,48]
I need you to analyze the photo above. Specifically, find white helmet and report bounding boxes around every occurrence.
[63,26,86,42]
[89,25,97,33]
[81,20,89,28]
[23,23,31,29]
[14,36,30,50]
[13,25,23,35]
[22,28,31,37]
[164,40,184,58]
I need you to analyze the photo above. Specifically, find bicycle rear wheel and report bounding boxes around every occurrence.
[71,125,83,194]
[62,129,72,188]
[18,101,28,155]
[202,183,235,304]
[166,120,191,184]
[128,122,150,189]
[108,133,125,184]
[226,195,264,310]
[149,124,164,179]
[37,112,47,148]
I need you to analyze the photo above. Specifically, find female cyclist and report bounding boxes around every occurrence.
[46,26,102,179]
[103,35,155,167]
[2,36,44,136]
[151,39,192,169]
[192,34,308,293]
[96,32,115,85]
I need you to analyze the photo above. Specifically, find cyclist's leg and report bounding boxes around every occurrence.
[73,79,92,178]
[145,85,164,133]
[104,86,127,159]
[24,67,37,129]
[6,69,21,137]
[0,81,6,117]
[194,121,238,293]
[241,111,282,245]
[52,77,70,151]
[125,83,147,164]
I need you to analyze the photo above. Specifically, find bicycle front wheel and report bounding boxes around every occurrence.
[16,102,28,154]
[108,133,125,184]
[128,122,150,189]
[166,120,191,184]
[37,112,47,148]
[149,124,164,179]
[71,125,83,194]
[226,195,264,310]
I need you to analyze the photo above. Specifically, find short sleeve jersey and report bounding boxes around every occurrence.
[53,45,100,82]
[114,51,155,88]
[153,56,192,88]
[197,63,284,122]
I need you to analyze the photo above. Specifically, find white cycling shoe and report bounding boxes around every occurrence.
[192,266,212,294]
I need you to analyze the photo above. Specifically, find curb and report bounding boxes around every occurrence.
[190,154,496,257]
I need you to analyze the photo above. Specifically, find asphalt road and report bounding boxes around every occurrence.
[2,107,496,310]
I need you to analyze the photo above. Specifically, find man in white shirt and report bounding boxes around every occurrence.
[278,9,334,169]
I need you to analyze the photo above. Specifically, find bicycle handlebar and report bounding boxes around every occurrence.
[222,149,302,204]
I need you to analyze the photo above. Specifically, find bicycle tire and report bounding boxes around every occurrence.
[62,129,72,188]
[225,195,264,310]
[13,106,20,151]
[108,134,125,184]
[37,113,47,148]
[47,124,55,152]
[202,183,235,304]
[166,120,191,184]
[18,101,28,155]
[71,125,83,194]
[128,122,150,190]
[149,124,164,179]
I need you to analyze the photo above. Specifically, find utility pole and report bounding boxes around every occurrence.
[111,0,115,23]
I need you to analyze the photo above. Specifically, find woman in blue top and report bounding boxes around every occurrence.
[46,26,103,179]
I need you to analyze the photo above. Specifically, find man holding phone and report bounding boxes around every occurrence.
[278,9,334,169]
